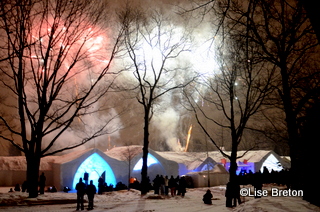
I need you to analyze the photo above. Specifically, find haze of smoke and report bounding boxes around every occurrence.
[108,1,220,151]
[152,107,181,151]
[0,0,221,155]
[40,104,123,155]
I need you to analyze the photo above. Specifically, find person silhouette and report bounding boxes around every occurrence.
[76,178,86,210]
[203,189,213,204]
[86,180,97,210]
[39,172,46,194]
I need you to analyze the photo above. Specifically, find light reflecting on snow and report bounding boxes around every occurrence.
[72,153,116,189]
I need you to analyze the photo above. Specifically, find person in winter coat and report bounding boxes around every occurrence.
[39,172,46,194]
[164,176,169,195]
[84,172,89,186]
[179,176,187,197]
[203,189,213,204]
[153,175,160,194]
[76,178,86,210]
[168,175,177,197]
[252,172,263,199]
[159,175,165,195]
[225,181,242,207]
[98,176,104,195]
[175,176,180,195]
[86,180,97,210]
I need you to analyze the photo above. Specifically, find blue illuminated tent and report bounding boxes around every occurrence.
[104,145,179,182]
[52,148,126,190]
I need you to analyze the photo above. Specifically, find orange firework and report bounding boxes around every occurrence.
[185,124,193,152]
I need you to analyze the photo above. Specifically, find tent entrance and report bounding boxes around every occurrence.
[72,153,116,189]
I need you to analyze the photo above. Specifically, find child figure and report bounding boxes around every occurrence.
[203,189,213,205]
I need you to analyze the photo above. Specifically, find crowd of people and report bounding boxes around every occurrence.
[237,168,291,188]
[152,175,188,197]
[8,172,48,194]
[223,168,292,208]
[74,168,292,209]
[8,168,292,209]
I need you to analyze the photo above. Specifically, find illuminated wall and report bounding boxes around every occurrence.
[133,153,159,170]
[132,153,166,181]
[72,153,116,189]
[260,154,283,172]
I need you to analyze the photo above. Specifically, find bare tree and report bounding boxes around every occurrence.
[123,144,137,190]
[298,0,320,42]
[184,19,274,203]
[230,0,319,189]
[118,6,196,195]
[0,0,124,197]
[189,0,320,191]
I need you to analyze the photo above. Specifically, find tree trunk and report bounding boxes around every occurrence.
[141,109,150,195]
[225,138,239,207]
[301,101,320,206]
[279,62,303,189]
[128,160,131,190]
[26,154,41,198]
[229,148,238,183]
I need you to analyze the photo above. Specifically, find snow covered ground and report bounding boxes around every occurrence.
[0,185,319,212]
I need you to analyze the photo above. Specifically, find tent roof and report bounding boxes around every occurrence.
[206,150,277,163]
[52,148,94,164]
[156,150,278,164]
[210,163,229,174]
[186,164,229,175]
[104,145,143,161]
[155,151,210,170]
[0,147,286,172]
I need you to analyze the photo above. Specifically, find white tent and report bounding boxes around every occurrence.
[52,148,126,190]
[206,150,289,174]
[186,164,229,187]
[0,147,289,190]
[105,145,179,182]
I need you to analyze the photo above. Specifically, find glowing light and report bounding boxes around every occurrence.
[133,153,159,171]
[72,153,116,189]
[141,40,163,73]
[189,33,220,77]
[96,59,109,63]
[184,124,193,152]
[88,36,104,52]
[260,154,283,172]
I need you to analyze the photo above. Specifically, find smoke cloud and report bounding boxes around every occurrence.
[0,0,221,155]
